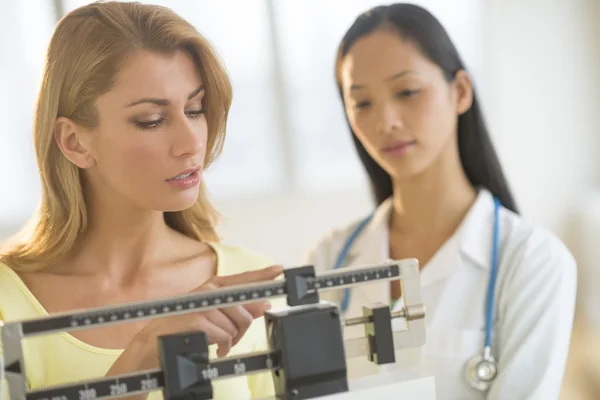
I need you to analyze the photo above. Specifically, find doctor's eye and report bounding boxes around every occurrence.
[396,89,421,98]
[353,101,371,109]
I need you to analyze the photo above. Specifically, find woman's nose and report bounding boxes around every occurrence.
[171,115,206,157]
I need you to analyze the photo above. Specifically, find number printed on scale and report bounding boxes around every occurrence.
[109,383,128,396]
[201,367,219,380]
[78,388,97,400]
[233,362,246,375]
[140,377,158,391]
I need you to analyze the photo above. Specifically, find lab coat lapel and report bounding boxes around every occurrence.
[417,235,462,289]
[458,189,496,271]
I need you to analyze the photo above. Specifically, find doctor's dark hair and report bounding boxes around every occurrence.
[335,3,519,214]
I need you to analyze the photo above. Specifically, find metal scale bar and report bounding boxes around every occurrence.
[22,307,423,400]
[1,259,426,400]
[24,352,274,400]
[17,262,401,337]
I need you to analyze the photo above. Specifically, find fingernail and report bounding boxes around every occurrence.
[263,301,272,311]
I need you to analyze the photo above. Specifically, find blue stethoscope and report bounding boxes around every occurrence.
[333,197,501,391]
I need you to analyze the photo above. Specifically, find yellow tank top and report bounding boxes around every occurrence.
[0,243,282,400]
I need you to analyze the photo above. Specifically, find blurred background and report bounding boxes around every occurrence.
[1,0,600,398]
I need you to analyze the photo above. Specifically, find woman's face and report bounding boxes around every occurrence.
[59,50,209,213]
[340,28,472,181]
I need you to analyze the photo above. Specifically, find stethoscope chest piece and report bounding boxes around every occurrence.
[464,348,498,391]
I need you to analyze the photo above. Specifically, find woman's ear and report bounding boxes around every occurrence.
[453,70,474,115]
[54,117,96,169]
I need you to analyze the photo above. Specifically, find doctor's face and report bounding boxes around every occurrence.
[340,28,470,180]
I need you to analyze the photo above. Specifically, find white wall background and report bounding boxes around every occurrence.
[482,0,600,235]
[481,0,600,326]
[0,1,56,231]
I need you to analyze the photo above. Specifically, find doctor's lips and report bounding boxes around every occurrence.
[382,140,416,157]
[166,167,201,189]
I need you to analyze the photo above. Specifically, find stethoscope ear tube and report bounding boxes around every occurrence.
[465,196,501,391]
[334,215,374,313]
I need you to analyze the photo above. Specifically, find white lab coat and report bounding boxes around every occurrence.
[304,189,577,400]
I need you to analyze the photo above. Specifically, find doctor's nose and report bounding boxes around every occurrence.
[376,103,403,135]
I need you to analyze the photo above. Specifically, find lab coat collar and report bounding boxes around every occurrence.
[346,188,497,271]
[342,188,496,305]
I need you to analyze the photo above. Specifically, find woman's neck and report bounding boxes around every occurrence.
[55,198,179,282]
[390,152,476,237]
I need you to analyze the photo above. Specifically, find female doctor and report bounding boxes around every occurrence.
[304,4,576,400]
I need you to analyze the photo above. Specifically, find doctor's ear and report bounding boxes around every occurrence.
[452,70,473,116]
[54,117,96,169]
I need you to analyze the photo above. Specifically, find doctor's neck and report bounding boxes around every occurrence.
[390,152,476,236]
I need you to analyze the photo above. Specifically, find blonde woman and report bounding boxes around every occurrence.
[0,2,283,399]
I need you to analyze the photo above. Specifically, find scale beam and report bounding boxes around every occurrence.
[24,351,276,400]
[1,259,426,400]
[20,303,421,400]
[12,263,400,338]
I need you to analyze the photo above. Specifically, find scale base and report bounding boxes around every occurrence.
[257,369,437,400]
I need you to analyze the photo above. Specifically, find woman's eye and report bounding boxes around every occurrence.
[135,118,164,130]
[186,109,205,119]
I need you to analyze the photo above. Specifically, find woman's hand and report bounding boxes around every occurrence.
[106,265,283,377]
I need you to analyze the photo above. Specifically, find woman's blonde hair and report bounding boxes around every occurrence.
[0,1,232,271]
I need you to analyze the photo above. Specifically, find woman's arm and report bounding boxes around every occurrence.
[488,231,577,399]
